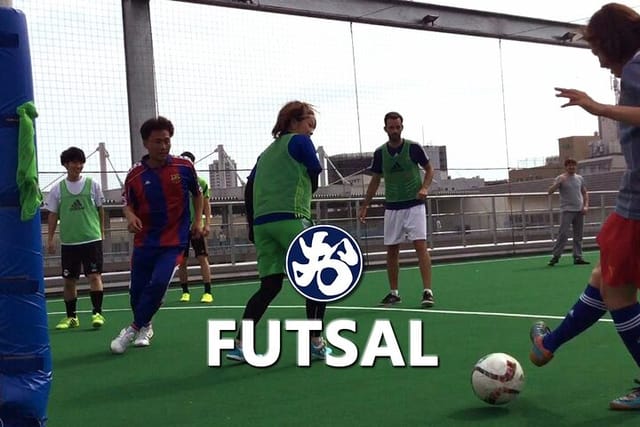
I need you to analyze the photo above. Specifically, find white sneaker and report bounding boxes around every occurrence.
[134,325,154,347]
[110,327,137,354]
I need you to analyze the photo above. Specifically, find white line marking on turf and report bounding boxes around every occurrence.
[47,304,613,323]
[46,250,598,303]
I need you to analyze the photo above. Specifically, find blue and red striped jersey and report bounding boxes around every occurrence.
[123,155,200,248]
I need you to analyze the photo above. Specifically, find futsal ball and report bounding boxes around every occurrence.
[471,352,525,405]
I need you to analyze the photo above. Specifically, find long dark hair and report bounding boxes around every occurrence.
[585,3,640,66]
[271,101,316,138]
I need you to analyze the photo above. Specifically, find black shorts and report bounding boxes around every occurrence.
[183,235,208,258]
[61,240,103,279]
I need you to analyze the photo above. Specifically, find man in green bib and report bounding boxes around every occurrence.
[359,112,435,307]
[45,147,106,329]
[177,151,213,303]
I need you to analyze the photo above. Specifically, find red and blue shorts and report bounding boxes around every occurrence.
[597,212,640,288]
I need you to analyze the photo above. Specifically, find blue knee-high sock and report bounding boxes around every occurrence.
[544,285,607,352]
[610,303,640,367]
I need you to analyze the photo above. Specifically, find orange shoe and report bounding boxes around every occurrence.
[529,321,554,366]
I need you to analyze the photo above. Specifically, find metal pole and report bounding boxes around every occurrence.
[98,142,109,191]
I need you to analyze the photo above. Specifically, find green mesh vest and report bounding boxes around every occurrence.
[253,133,311,219]
[381,139,422,203]
[59,178,102,244]
[188,176,211,223]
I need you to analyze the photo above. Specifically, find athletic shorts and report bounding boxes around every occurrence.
[254,218,312,278]
[182,235,208,258]
[61,240,103,279]
[384,204,427,245]
[597,212,640,288]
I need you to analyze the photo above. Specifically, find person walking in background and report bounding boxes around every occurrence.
[358,111,435,308]
[45,146,106,330]
[226,100,331,363]
[110,116,203,354]
[530,3,640,409]
[547,158,590,266]
[177,151,213,304]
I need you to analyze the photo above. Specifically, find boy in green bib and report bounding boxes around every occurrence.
[45,147,106,329]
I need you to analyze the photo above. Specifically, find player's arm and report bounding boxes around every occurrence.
[122,182,143,233]
[95,181,106,237]
[359,149,382,223]
[413,144,433,199]
[556,84,640,126]
[99,206,105,238]
[203,190,211,237]
[361,174,381,208]
[191,191,204,238]
[123,205,142,233]
[289,135,321,193]
[44,189,59,254]
[46,211,58,254]
[595,104,640,126]
[419,163,434,200]
[359,174,381,224]
[189,174,203,238]
[582,184,589,213]
[244,165,256,243]
[548,176,562,194]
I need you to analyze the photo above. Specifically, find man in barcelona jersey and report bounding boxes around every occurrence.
[110,116,203,354]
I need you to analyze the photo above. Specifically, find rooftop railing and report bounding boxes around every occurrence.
[42,191,614,292]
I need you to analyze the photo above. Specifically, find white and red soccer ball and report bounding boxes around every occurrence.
[471,352,525,405]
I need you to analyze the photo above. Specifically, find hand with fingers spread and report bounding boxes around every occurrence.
[554,87,604,116]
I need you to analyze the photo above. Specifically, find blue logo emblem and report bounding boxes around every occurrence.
[286,225,363,302]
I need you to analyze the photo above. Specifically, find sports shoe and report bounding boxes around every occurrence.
[134,325,154,347]
[179,292,191,303]
[56,317,80,330]
[91,313,105,328]
[200,293,214,303]
[574,258,590,265]
[311,338,333,361]
[548,256,559,266]
[110,326,137,354]
[421,289,435,307]
[610,384,640,410]
[529,321,554,366]
[226,346,245,362]
[380,293,401,306]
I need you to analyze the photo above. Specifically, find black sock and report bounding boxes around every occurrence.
[236,274,283,340]
[204,282,211,294]
[66,298,78,318]
[181,283,189,293]
[306,299,327,338]
[90,291,104,314]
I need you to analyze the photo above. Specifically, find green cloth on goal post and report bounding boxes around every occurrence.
[16,101,42,221]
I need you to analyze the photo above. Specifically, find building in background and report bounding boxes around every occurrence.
[208,144,241,189]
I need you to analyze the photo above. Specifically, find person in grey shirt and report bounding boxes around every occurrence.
[548,158,590,266]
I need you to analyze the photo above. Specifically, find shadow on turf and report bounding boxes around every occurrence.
[448,399,636,426]
[448,406,511,421]
[86,357,304,404]
[52,350,115,370]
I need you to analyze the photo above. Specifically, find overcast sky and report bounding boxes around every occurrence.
[9,0,640,188]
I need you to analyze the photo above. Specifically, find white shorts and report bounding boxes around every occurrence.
[383,204,427,245]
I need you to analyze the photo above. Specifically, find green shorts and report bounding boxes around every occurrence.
[254,218,312,278]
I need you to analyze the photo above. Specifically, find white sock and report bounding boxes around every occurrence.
[391,289,399,296]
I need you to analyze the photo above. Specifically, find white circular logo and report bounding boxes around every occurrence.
[286,225,363,302]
